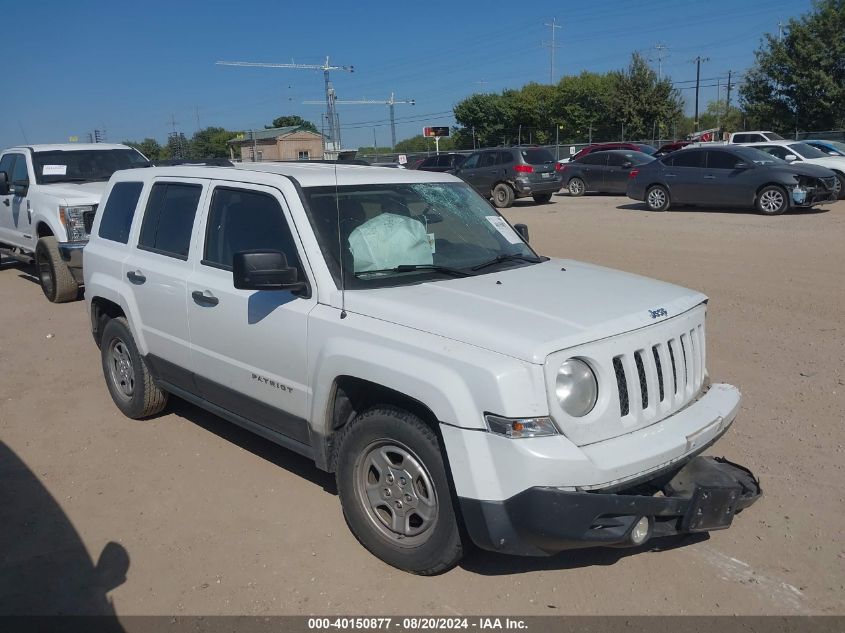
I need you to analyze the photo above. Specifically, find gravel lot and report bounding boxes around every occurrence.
[1,192,843,616]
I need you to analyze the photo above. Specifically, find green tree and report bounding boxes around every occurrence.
[740,0,845,133]
[190,126,238,159]
[123,138,163,161]
[698,100,744,133]
[267,115,319,133]
[610,53,683,141]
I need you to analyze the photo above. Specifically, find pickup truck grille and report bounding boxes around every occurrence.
[611,323,706,424]
[83,207,97,234]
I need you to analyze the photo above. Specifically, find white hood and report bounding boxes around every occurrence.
[341,259,707,363]
[37,181,108,205]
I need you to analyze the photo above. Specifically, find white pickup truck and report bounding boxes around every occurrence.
[0,143,148,302]
[82,162,761,574]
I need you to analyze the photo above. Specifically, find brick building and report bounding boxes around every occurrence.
[227,126,324,162]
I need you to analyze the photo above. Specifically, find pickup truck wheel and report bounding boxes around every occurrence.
[491,183,515,208]
[567,177,586,197]
[100,317,168,419]
[335,407,463,575]
[35,236,78,303]
[645,185,671,211]
[756,185,788,215]
[532,193,553,204]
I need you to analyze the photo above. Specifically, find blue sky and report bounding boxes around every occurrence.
[3,0,814,150]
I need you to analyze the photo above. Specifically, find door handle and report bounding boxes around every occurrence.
[665,173,677,178]
[703,175,716,179]
[192,290,219,307]
[126,270,146,284]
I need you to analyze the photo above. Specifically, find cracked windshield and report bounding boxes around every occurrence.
[303,182,540,287]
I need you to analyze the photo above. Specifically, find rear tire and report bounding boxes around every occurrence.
[491,183,515,208]
[35,236,78,303]
[645,185,671,211]
[100,317,168,419]
[335,406,463,575]
[532,193,553,204]
[567,177,586,197]
[755,185,788,215]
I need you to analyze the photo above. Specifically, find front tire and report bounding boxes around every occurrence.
[645,185,671,211]
[335,407,463,575]
[491,183,515,208]
[532,193,553,204]
[35,236,78,303]
[100,317,168,419]
[756,185,788,215]
[832,172,845,200]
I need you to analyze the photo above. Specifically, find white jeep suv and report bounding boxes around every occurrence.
[83,163,760,574]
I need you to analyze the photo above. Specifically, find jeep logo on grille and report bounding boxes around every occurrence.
[649,308,668,319]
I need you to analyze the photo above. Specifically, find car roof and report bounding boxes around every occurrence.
[111,162,456,188]
[5,143,132,152]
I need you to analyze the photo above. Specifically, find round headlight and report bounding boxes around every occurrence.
[555,358,598,417]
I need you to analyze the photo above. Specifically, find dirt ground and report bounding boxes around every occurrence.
[1,193,843,616]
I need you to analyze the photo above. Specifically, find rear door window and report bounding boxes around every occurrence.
[99,182,144,243]
[580,153,609,166]
[479,152,500,168]
[138,182,202,259]
[757,145,789,160]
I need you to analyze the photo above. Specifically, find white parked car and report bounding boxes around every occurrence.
[741,140,845,199]
[81,163,761,574]
[728,130,786,143]
[0,143,149,302]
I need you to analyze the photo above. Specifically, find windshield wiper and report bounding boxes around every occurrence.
[355,264,471,278]
[471,253,542,271]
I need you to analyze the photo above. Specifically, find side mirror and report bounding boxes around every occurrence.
[12,179,28,196]
[233,251,307,292]
[513,223,530,243]
[785,154,798,162]
[0,172,8,196]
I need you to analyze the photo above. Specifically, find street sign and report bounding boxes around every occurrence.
[398,154,407,165]
[569,146,576,156]
[423,126,450,138]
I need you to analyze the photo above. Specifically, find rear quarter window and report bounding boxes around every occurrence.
[521,149,555,164]
[98,182,144,244]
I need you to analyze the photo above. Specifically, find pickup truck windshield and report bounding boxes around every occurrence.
[32,149,150,184]
[302,182,540,289]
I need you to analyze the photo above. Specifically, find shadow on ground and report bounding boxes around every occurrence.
[0,441,128,626]
[616,201,831,215]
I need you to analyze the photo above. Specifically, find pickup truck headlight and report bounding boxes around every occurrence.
[484,414,558,439]
[555,358,598,417]
[59,205,94,241]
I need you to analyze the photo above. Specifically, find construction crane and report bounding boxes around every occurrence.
[305,92,414,150]
[216,56,354,153]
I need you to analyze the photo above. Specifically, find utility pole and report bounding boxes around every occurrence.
[195,105,200,132]
[217,56,354,154]
[476,79,488,92]
[691,56,710,133]
[652,43,669,80]
[305,92,414,150]
[778,21,785,41]
[725,69,733,114]
[542,18,562,84]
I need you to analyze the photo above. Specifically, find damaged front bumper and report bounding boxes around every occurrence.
[789,176,838,207]
[459,456,761,556]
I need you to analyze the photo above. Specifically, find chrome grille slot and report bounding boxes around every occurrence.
[668,340,679,395]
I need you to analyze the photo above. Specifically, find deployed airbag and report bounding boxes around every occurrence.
[349,213,433,272]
